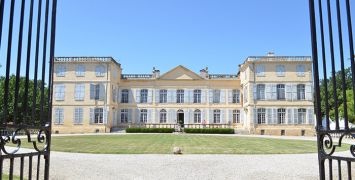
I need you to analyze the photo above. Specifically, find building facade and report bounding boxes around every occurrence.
[52,54,315,136]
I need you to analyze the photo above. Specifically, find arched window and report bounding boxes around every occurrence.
[277,108,286,124]
[194,109,201,123]
[160,109,167,123]
[213,109,221,123]
[140,109,147,123]
[193,89,201,103]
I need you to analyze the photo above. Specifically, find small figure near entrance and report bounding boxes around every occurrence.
[202,119,206,128]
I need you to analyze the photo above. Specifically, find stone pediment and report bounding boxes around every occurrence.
[158,65,203,80]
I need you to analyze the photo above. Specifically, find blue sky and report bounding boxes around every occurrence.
[0,0,353,76]
[55,0,313,74]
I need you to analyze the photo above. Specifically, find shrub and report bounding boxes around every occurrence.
[184,128,234,134]
[126,128,175,133]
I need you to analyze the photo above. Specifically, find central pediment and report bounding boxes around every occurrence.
[158,65,203,80]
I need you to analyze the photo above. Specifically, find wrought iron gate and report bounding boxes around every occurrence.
[0,0,57,179]
[309,0,355,179]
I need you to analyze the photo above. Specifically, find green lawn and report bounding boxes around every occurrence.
[2,174,21,180]
[14,134,334,154]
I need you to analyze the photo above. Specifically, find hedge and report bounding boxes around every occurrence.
[126,128,175,133]
[184,128,235,134]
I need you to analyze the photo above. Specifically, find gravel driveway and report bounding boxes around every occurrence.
[49,152,319,180]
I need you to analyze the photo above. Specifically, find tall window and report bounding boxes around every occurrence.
[194,109,201,123]
[75,65,85,77]
[121,89,129,103]
[94,108,104,124]
[74,84,85,101]
[159,89,167,103]
[177,89,184,103]
[95,84,100,100]
[276,65,285,76]
[95,65,105,77]
[140,109,148,123]
[140,89,148,103]
[233,110,240,123]
[232,90,240,103]
[213,109,221,123]
[296,65,305,76]
[74,107,83,124]
[298,108,306,124]
[193,89,201,103]
[297,84,305,100]
[277,84,285,100]
[121,109,128,123]
[54,108,64,124]
[256,84,265,100]
[213,90,220,103]
[257,108,266,124]
[256,65,265,76]
[55,84,65,101]
[160,109,167,123]
[55,65,66,77]
[277,108,286,124]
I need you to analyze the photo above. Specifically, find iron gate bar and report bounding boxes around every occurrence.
[346,0,355,114]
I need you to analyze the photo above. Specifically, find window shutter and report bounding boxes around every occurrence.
[128,109,132,123]
[135,89,141,103]
[128,89,133,103]
[201,89,206,104]
[73,108,76,124]
[74,85,79,100]
[305,84,312,101]
[148,89,153,104]
[253,85,257,100]
[167,89,172,103]
[240,110,244,124]
[228,90,233,103]
[148,109,152,123]
[253,108,257,124]
[90,84,95,100]
[184,109,189,124]
[286,84,292,101]
[209,90,213,103]
[307,108,314,125]
[220,109,225,124]
[265,84,271,100]
[292,85,297,100]
[209,109,213,123]
[90,108,94,124]
[271,84,277,100]
[267,108,272,124]
[172,89,177,103]
[220,89,225,103]
[287,109,293,124]
[201,109,206,122]
[155,109,159,123]
[103,107,108,124]
[294,108,298,124]
[155,89,160,104]
[189,109,194,124]
[272,108,277,124]
[189,90,193,103]
[99,84,105,101]
[117,89,121,103]
[136,108,140,123]
[228,109,232,123]
[184,89,189,104]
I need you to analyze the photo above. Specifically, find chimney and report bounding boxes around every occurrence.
[200,67,209,79]
[152,67,160,78]
[267,51,275,56]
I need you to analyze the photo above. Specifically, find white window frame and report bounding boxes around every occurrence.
[75,65,85,77]
[213,90,220,103]
[55,84,65,101]
[277,84,285,100]
[74,84,85,101]
[298,108,306,124]
[121,109,128,123]
[232,90,240,103]
[213,109,221,123]
[140,109,148,123]
[159,89,167,103]
[277,108,286,124]
[54,108,64,125]
[194,109,201,123]
[140,89,148,103]
[121,89,129,103]
[257,108,266,124]
[193,89,201,103]
[94,108,104,124]
[160,109,167,123]
[177,89,184,103]
[74,107,83,124]
[233,110,240,123]
[257,84,265,100]
[297,84,305,100]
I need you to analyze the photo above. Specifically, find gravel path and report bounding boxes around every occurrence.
[49,152,319,180]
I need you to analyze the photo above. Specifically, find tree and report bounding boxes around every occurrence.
[0,75,49,125]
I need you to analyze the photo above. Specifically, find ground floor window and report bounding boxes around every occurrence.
[55,108,64,125]
[233,110,240,123]
[160,109,167,123]
[140,109,147,123]
[194,109,201,123]
[257,108,266,124]
[298,108,306,124]
[213,109,220,123]
[277,108,286,124]
[94,108,103,124]
[74,107,83,124]
[121,109,128,123]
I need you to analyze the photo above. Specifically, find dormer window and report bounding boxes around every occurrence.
[256,65,265,76]
[276,65,285,76]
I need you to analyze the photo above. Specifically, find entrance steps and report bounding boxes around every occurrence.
[110,127,126,133]
[234,129,250,135]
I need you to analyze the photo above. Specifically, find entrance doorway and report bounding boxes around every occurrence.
[177,109,184,127]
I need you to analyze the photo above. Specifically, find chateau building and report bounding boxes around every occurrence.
[52,53,315,136]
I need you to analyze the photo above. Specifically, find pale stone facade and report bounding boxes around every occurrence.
[52,54,315,135]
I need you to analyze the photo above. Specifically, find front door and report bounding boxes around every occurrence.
[178,113,184,127]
